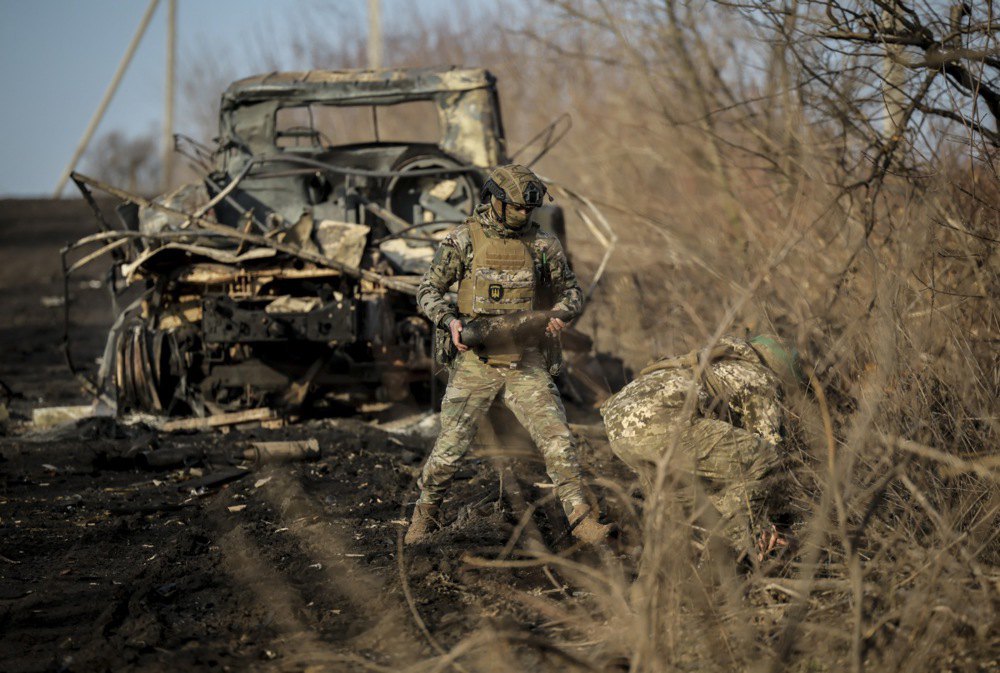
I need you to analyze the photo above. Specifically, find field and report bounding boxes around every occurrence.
[0,178,995,673]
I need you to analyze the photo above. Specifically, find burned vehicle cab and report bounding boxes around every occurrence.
[216,69,506,231]
[115,67,524,415]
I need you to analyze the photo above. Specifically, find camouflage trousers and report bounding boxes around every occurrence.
[416,348,586,512]
[606,411,780,551]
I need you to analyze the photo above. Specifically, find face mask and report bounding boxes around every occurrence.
[492,201,530,230]
[503,206,530,230]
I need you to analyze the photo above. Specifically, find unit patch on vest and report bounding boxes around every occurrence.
[488,284,504,301]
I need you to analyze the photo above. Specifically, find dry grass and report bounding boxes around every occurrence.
[169,3,1000,669]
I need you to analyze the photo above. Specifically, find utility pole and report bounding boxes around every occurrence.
[53,0,161,198]
[163,0,177,191]
[881,4,905,142]
[367,0,382,69]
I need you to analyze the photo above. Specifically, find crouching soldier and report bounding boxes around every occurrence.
[405,164,609,546]
[600,335,801,560]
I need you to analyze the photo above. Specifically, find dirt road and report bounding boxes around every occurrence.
[0,200,629,672]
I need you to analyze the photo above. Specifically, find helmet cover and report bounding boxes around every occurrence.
[481,164,547,208]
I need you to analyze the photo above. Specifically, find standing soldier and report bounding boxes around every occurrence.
[600,335,801,559]
[405,164,609,545]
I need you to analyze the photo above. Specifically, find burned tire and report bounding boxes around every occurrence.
[114,322,179,413]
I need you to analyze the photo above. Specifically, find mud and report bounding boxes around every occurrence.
[0,200,635,672]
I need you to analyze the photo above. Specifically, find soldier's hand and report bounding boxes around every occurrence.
[546,317,567,336]
[449,319,469,352]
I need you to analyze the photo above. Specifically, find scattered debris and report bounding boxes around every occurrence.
[244,439,320,465]
[227,504,247,513]
[160,408,277,433]
[137,446,206,469]
[378,411,441,440]
[31,405,97,430]
[153,582,179,600]
[180,467,251,493]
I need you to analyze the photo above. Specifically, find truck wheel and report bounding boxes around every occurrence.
[115,323,180,413]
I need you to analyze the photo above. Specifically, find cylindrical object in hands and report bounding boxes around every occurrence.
[460,309,571,350]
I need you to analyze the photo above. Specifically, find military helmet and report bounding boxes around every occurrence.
[749,335,804,386]
[480,164,548,209]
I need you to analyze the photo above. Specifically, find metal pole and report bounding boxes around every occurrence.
[53,0,161,198]
[881,4,905,141]
[163,0,177,191]
[367,0,382,69]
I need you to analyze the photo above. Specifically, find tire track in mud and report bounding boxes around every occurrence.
[209,467,430,670]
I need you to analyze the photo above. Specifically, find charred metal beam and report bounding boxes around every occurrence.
[69,172,419,296]
[71,174,118,233]
[253,152,477,180]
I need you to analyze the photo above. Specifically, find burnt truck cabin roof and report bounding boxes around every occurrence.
[220,66,497,109]
[217,66,507,170]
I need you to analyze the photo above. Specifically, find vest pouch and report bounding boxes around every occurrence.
[471,268,535,315]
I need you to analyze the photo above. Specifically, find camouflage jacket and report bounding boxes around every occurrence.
[601,337,784,447]
[417,204,584,329]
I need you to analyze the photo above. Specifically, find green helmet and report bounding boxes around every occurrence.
[749,335,804,386]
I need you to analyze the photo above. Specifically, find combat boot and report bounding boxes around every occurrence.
[404,503,440,545]
[569,504,610,545]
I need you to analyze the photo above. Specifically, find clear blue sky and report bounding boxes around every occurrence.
[0,0,467,197]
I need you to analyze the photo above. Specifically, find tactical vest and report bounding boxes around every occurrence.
[456,221,537,365]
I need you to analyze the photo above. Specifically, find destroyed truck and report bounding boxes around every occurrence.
[66,67,617,416]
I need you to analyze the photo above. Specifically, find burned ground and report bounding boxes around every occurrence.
[0,199,635,673]
[1,410,632,673]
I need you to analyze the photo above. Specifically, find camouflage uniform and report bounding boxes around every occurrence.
[415,204,587,513]
[601,337,784,549]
